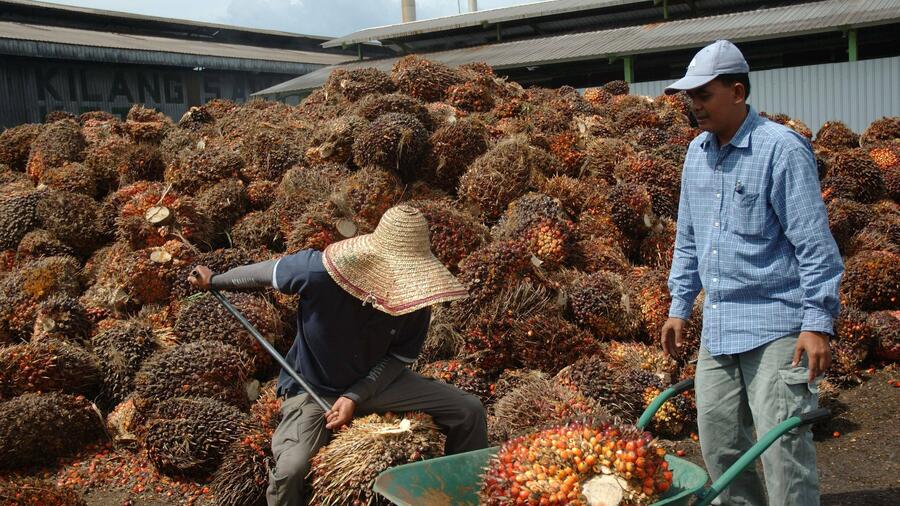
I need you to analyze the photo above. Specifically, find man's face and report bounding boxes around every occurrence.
[686,79,744,134]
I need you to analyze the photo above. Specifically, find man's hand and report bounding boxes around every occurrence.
[187,266,213,291]
[325,396,356,430]
[660,317,687,358]
[793,331,831,382]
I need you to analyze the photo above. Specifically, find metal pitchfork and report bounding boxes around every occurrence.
[210,289,333,412]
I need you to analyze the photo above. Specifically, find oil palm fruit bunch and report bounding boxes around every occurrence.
[840,249,900,310]
[480,417,673,505]
[815,120,859,151]
[868,310,900,361]
[859,116,900,148]
[0,338,101,401]
[91,318,157,404]
[829,307,877,384]
[418,359,493,405]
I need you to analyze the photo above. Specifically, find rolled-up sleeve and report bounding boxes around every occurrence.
[770,145,844,335]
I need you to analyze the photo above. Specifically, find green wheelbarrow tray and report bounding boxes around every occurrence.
[374,378,830,505]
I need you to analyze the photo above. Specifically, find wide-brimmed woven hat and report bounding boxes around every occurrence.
[322,205,468,316]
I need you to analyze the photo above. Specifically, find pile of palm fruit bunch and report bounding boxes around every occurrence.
[0,53,897,504]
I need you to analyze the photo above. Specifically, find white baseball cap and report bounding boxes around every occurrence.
[665,40,749,95]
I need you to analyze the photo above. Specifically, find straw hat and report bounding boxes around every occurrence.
[322,205,468,316]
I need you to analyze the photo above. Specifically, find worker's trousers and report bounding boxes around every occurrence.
[696,334,820,506]
[265,368,488,506]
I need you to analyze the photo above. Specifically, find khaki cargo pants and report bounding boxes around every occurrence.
[265,368,488,506]
[696,334,820,506]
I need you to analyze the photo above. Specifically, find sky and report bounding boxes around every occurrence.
[42,0,545,37]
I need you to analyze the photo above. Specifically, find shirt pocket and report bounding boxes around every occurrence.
[727,191,765,236]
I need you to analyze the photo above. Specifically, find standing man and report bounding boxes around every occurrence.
[189,205,488,506]
[660,40,843,505]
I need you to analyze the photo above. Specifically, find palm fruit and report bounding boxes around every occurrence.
[0,255,82,341]
[274,163,351,238]
[637,374,696,437]
[0,163,31,188]
[308,413,445,506]
[286,200,349,253]
[511,307,601,375]
[323,67,396,102]
[164,138,244,193]
[815,120,859,151]
[859,116,900,147]
[419,359,493,404]
[495,193,571,236]
[26,119,85,182]
[489,375,599,443]
[426,101,465,129]
[546,131,585,176]
[352,112,428,182]
[459,139,555,220]
[840,249,900,310]
[196,178,248,242]
[353,92,434,129]
[0,339,101,400]
[408,199,488,272]
[628,268,702,357]
[424,118,489,191]
[0,188,41,250]
[305,115,368,166]
[822,148,885,203]
[634,127,669,149]
[44,110,75,123]
[32,294,90,344]
[0,477,86,506]
[209,426,273,506]
[540,175,603,217]
[91,318,157,404]
[251,380,282,435]
[614,152,680,219]
[464,280,552,373]
[603,341,679,380]
[566,270,641,340]
[574,236,631,275]
[582,137,633,183]
[459,240,533,308]
[0,123,41,170]
[240,126,306,183]
[583,87,613,107]
[577,205,634,258]
[606,182,655,240]
[447,81,495,112]
[82,136,129,192]
[600,79,629,97]
[173,291,281,376]
[482,418,673,506]
[231,209,284,251]
[829,307,877,383]
[868,142,900,200]
[555,356,637,419]
[39,161,97,197]
[140,396,249,477]
[114,181,213,250]
[0,392,103,468]
[616,105,660,133]
[36,190,102,255]
[826,198,871,252]
[246,180,278,210]
[638,217,676,269]
[124,104,173,143]
[868,310,900,361]
[329,166,403,232]
[391,54,461,103]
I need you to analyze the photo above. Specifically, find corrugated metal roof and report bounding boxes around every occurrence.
[0,21,352,66]
[2,0,333,41]
[257,0,900,96]
[322,0,646,48]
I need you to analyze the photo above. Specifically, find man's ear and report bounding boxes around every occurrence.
[733,82,747,103]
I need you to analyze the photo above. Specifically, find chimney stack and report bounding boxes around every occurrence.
[402,0,416,22]
[468,0,478,12]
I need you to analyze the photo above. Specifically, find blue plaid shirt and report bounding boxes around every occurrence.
[667,106,843,356]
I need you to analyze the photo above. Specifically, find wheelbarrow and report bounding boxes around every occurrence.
[373,378,830,505]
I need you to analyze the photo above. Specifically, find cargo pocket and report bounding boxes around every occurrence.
[778,368,818,435]
[728,192,765,236]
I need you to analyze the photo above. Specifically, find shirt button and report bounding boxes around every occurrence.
[713,249,717,254]
[712,304,718,309]
[716,193,721,199]
[713,277,719,282]
[714,221,720,227]
[390,329,397,335]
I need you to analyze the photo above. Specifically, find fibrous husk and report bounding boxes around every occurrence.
[822,148,885,203]
[305,115,369,166]
[273,163,352,237]
[581,137,633,183]
[125,104,173,144]
[391,54,462,103]
[133,340,253,410]
[164,138,243,193]
[208,427,273,506]
[0,188,41,250]
[91,318,157,404]
[31,293,90,344]
[565,270,641,340]
[36,190,102,255]
[308,412,445,506]
[231,209,284,251]
[178,106,215,131]
[408,199,489,272]
[141,396,249,477]
[239,126,306,183]
[0,391,103,468]
[0,339,101,400]
[638,217,676,270]
[196,178,249,241]
[172,291,280,375]
[39,161,98,197]
[26,119,85,182]
[0,123,41,171]
[840,249,900,310]
[540,175,604,217]
[329,166,403,232]
[352,112,428,182]
[424,118,489,192]
[323,67,397,103]
[574,236,631,275]
[246,180,278,211]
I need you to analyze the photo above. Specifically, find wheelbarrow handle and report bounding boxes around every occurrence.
[210,289,333,413]
[693,408,830,506]
[636,378,695,431]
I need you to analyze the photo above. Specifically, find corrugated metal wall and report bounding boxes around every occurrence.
[0,56,297,127]
[630,56,900,134]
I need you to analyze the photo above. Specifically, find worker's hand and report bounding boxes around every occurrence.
[187,266,213,291]
[793,331,831,382]
[325,396,356,430]
[660,317,687,358]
